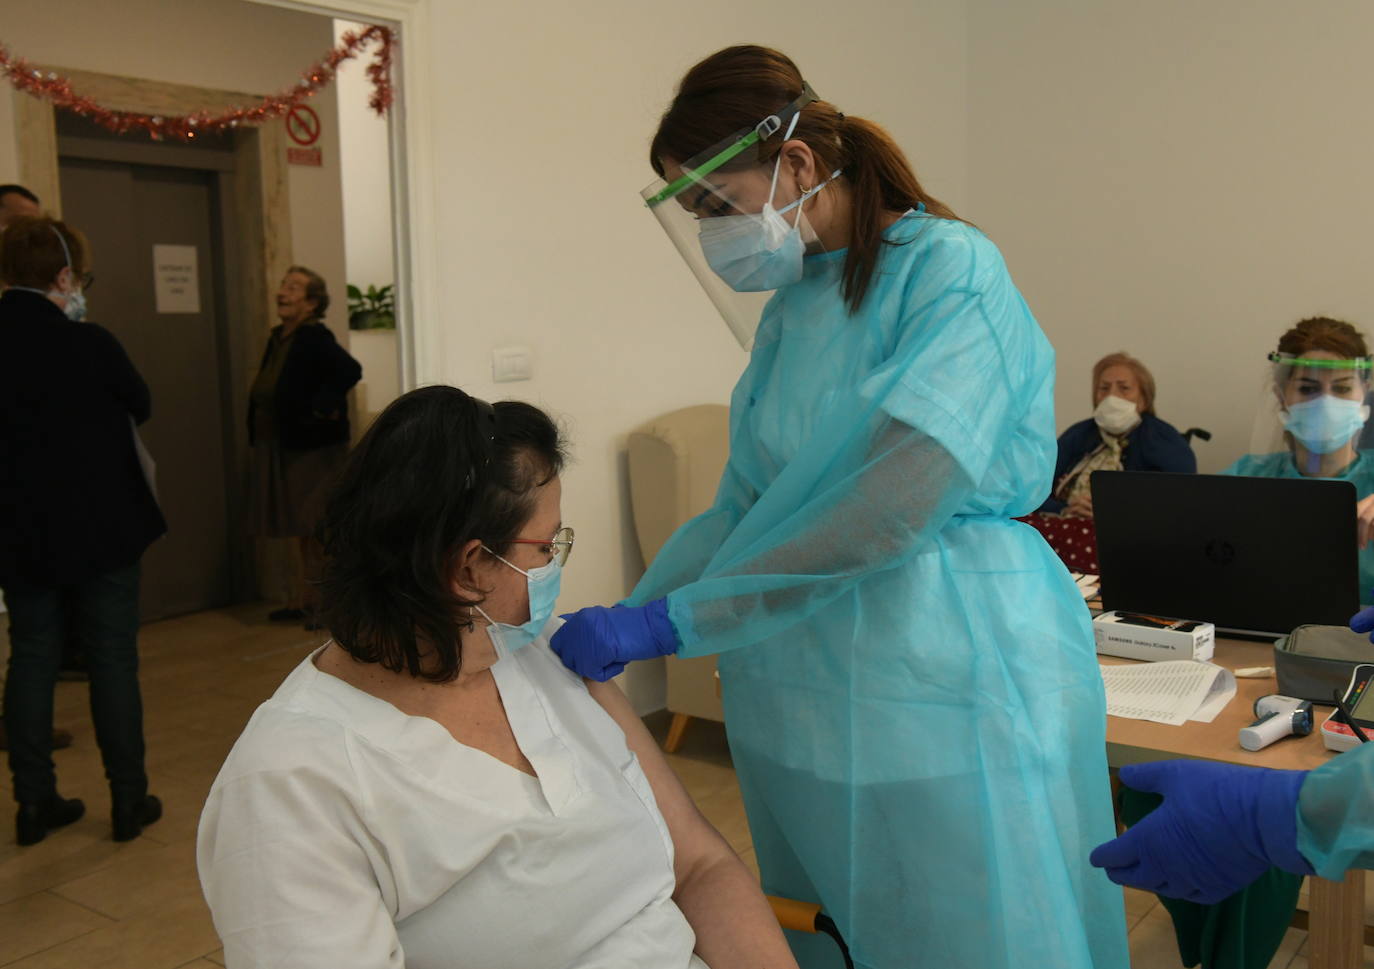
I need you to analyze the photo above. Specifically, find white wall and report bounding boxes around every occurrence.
[966,0,1374,471]
[0,0,347,340]
[334,18,400,412]
[408,0,969,711]
[333,19,395,292]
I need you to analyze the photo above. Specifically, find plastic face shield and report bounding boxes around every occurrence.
[1250,352,1374,472]
[641,86,818,350]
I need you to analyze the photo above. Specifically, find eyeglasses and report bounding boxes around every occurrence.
[78,272,95,291]
[507,526,575,567]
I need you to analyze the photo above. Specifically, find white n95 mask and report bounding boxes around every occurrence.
[697,202,808,293]
[695,110,840,294]
[1093,395,1141,436]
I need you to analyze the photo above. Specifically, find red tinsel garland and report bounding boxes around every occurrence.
[0,25,394,143]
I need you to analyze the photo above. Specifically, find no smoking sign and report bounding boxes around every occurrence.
[286,105,321,145]
[285,104,323,166]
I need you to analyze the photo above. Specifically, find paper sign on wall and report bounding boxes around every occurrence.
[153,244,200,314]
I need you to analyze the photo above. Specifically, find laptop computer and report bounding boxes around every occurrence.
[1092,471,1360,638]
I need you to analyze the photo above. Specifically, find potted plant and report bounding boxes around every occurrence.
[347,283,396,330]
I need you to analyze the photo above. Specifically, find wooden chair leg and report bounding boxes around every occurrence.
[664,713,691,753]
[1307,870,1364,969]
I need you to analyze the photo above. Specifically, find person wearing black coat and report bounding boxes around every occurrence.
[1038,351,1196,516]
[247,266,361,625]
[0,217,165,845]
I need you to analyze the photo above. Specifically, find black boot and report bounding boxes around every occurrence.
[15,794,86,846]
[111,794,162,842]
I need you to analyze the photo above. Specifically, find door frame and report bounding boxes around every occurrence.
[247,0,430,390]
[12,67,294,372]
[13,69,295,606]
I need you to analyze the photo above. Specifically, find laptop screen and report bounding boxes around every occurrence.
[1091,471,1359,637]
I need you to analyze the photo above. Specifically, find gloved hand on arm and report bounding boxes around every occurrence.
[1089,760,1314,904]
[550,598,680,682]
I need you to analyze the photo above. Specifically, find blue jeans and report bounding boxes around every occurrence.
[3,563,148,806]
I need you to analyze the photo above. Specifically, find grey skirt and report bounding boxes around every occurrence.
[249,441,348,538]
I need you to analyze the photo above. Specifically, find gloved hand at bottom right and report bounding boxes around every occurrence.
[1090,760,1315,905]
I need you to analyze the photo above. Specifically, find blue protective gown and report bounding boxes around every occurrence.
[629,213,1128,969]
[1221,451,1374,603]
[1300,741,1374,878]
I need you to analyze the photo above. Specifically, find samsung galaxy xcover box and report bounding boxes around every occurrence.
[1092,472,1359,638]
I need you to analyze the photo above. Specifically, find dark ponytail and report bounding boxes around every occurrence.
[651,45,963,315]
[834,115,960,311]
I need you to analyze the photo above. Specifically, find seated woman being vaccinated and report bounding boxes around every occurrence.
[196,386,796,969]
[1223,317,1374,601]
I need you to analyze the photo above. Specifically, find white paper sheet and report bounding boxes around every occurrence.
[153,244,200,314]
[1188,668,1237,723]
[1100,661,1235,726]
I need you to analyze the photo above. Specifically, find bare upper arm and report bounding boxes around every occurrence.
[584,678,736,881]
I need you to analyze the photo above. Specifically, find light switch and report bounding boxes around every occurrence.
[492,346,532,383]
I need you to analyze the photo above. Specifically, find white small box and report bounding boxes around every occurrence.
[1092,611,1215,663]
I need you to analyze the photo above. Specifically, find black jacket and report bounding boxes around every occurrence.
[247,322,362,450]
[0,289,167,585]
[1037,413,1197,513]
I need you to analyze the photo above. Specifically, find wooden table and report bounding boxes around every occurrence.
[1103,637,1365,968]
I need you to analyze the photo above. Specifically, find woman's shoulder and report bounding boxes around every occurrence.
[212,653,385,784]
[296,321,340,345]
[1059,417,1098,440]
[1136,414,1190,443]
[1220,451,1291,477]
[889,214,999,273]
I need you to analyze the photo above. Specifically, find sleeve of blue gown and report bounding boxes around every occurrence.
[630,454,758,603]
[1296,742,1374,879]
[636,227,1039,656]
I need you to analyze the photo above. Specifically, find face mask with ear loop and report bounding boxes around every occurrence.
[9,225,87,321]
[472,549,563,654]
[696,108,843,293]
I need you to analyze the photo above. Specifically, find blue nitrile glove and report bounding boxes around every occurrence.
[1090,760,1314,904]
[1350,598,1374,640]
[549,598,680,681]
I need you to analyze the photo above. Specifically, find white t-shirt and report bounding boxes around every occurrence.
[197,622,709,969]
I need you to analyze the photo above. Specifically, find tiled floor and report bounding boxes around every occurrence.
[0,603,1369,967]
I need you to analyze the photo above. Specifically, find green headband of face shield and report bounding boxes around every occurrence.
[645,83,820,209]
[1268,352,1374,370]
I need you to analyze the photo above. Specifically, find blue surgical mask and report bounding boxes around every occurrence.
[697,111,841,293]
[1283,395,1369,454]
[61,285,87,322]
[8,282,85,321]
[475,549,562,652]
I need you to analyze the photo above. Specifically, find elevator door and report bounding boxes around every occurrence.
[59,158,233,620]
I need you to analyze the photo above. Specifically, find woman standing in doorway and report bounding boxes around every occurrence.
[551,46,1127,968]
[248,266,361,627]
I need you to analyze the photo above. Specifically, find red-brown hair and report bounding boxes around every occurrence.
[650,45,959,314]
[0,216,88,290]
[1276,316,1369,359]
[1092,352,1157,415]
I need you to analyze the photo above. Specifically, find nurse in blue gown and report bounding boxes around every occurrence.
[552,45,1128,969]
[1221,317,1374,604]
